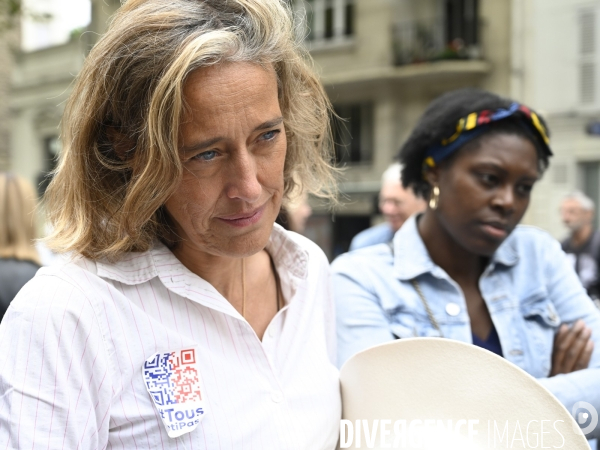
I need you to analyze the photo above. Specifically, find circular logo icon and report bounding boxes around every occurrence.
[572,401,598,436]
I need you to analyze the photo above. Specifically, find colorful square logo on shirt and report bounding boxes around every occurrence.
[143,348,206,438]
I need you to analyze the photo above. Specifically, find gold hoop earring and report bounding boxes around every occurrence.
[429,186,440,210]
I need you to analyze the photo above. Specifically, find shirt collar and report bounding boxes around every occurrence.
[490,231,519,267]
[264,224,309,280]
[392,215,437,280]
[392,215,519,281]
[96,224,309,317]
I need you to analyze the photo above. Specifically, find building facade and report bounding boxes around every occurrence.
[511,0,600,239]
[6,0,599,257]
[8,0,119,195]
[298,0,513,257]
[0,30,16,171]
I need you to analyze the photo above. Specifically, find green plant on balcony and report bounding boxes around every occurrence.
[393,18,480,66]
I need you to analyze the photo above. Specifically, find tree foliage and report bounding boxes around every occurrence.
[0,0,21,30]
[0,0,51,31]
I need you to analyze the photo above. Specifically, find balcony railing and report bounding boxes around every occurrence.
[392,17,482,66]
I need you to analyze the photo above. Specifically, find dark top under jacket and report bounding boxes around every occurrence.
[472,326,503,357]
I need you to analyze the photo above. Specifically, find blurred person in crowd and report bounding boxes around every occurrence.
[276,193,313,234]
[561,191,600,305]
[333,89,600,442]
[0,1,341,448]
[0,172,40,322]
[349,162,426,251]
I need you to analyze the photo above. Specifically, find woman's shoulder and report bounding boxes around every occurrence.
[507,225,562,253]
[331,243,393,276]
[9,257,109,310]
[496,225,565,273]
[2,257,116,337]
[37,256,101,283]
[512,224,555,239]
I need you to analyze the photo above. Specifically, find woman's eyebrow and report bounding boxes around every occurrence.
[181,137,223,154]
[254,116,284,131]
[474,161,539,180]
[473,162,507,173]
[181,116,284,154]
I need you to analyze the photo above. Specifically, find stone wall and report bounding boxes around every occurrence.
[0,29,18,171]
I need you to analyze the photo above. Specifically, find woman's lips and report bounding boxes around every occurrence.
[217,205,266,228]
[480,222,509,240]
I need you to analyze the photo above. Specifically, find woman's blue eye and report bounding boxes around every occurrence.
[262,130,278,141]
[195,150,217,161]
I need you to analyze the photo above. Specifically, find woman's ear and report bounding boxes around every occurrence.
[423,166,440,188]
[106,127,135,161]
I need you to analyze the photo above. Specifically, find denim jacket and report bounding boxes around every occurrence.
[333,215,600,439]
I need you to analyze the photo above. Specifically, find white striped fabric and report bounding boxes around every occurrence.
[0,226,341,449]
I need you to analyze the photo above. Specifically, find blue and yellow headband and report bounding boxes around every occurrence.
[423,102,552,172]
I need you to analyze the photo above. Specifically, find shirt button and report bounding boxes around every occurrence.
[271,391,283,403]
[445,303,460,316]
[268,327,276,338]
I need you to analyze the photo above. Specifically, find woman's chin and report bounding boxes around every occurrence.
[212,223,275,258]
[467,238,506,259]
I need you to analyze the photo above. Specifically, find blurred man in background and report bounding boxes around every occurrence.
[349,163,426,251]
[561,191,600,307]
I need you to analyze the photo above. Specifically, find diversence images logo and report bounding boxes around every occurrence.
[338,416,588,449]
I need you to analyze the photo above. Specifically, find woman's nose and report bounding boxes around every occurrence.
[225,150,262,203]
[492,185,515,212]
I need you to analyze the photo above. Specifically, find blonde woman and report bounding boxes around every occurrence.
[0,173,40,321]
[0,1,340,448]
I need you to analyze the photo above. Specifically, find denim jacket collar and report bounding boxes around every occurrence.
[393,214,519,281]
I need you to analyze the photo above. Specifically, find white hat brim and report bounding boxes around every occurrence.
[340,338,590,449]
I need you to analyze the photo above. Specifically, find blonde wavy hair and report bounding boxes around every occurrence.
[45,0,337,261]
[0,173,40,264]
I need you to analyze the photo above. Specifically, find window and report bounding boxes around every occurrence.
[296,0,355,42]
[579,161,600,227]
[445,0,479,48]
[332,215,371,258]
[393,0,481,65]
[332,103,374,165]
[36,135,61,196]
[580,8,596,105]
